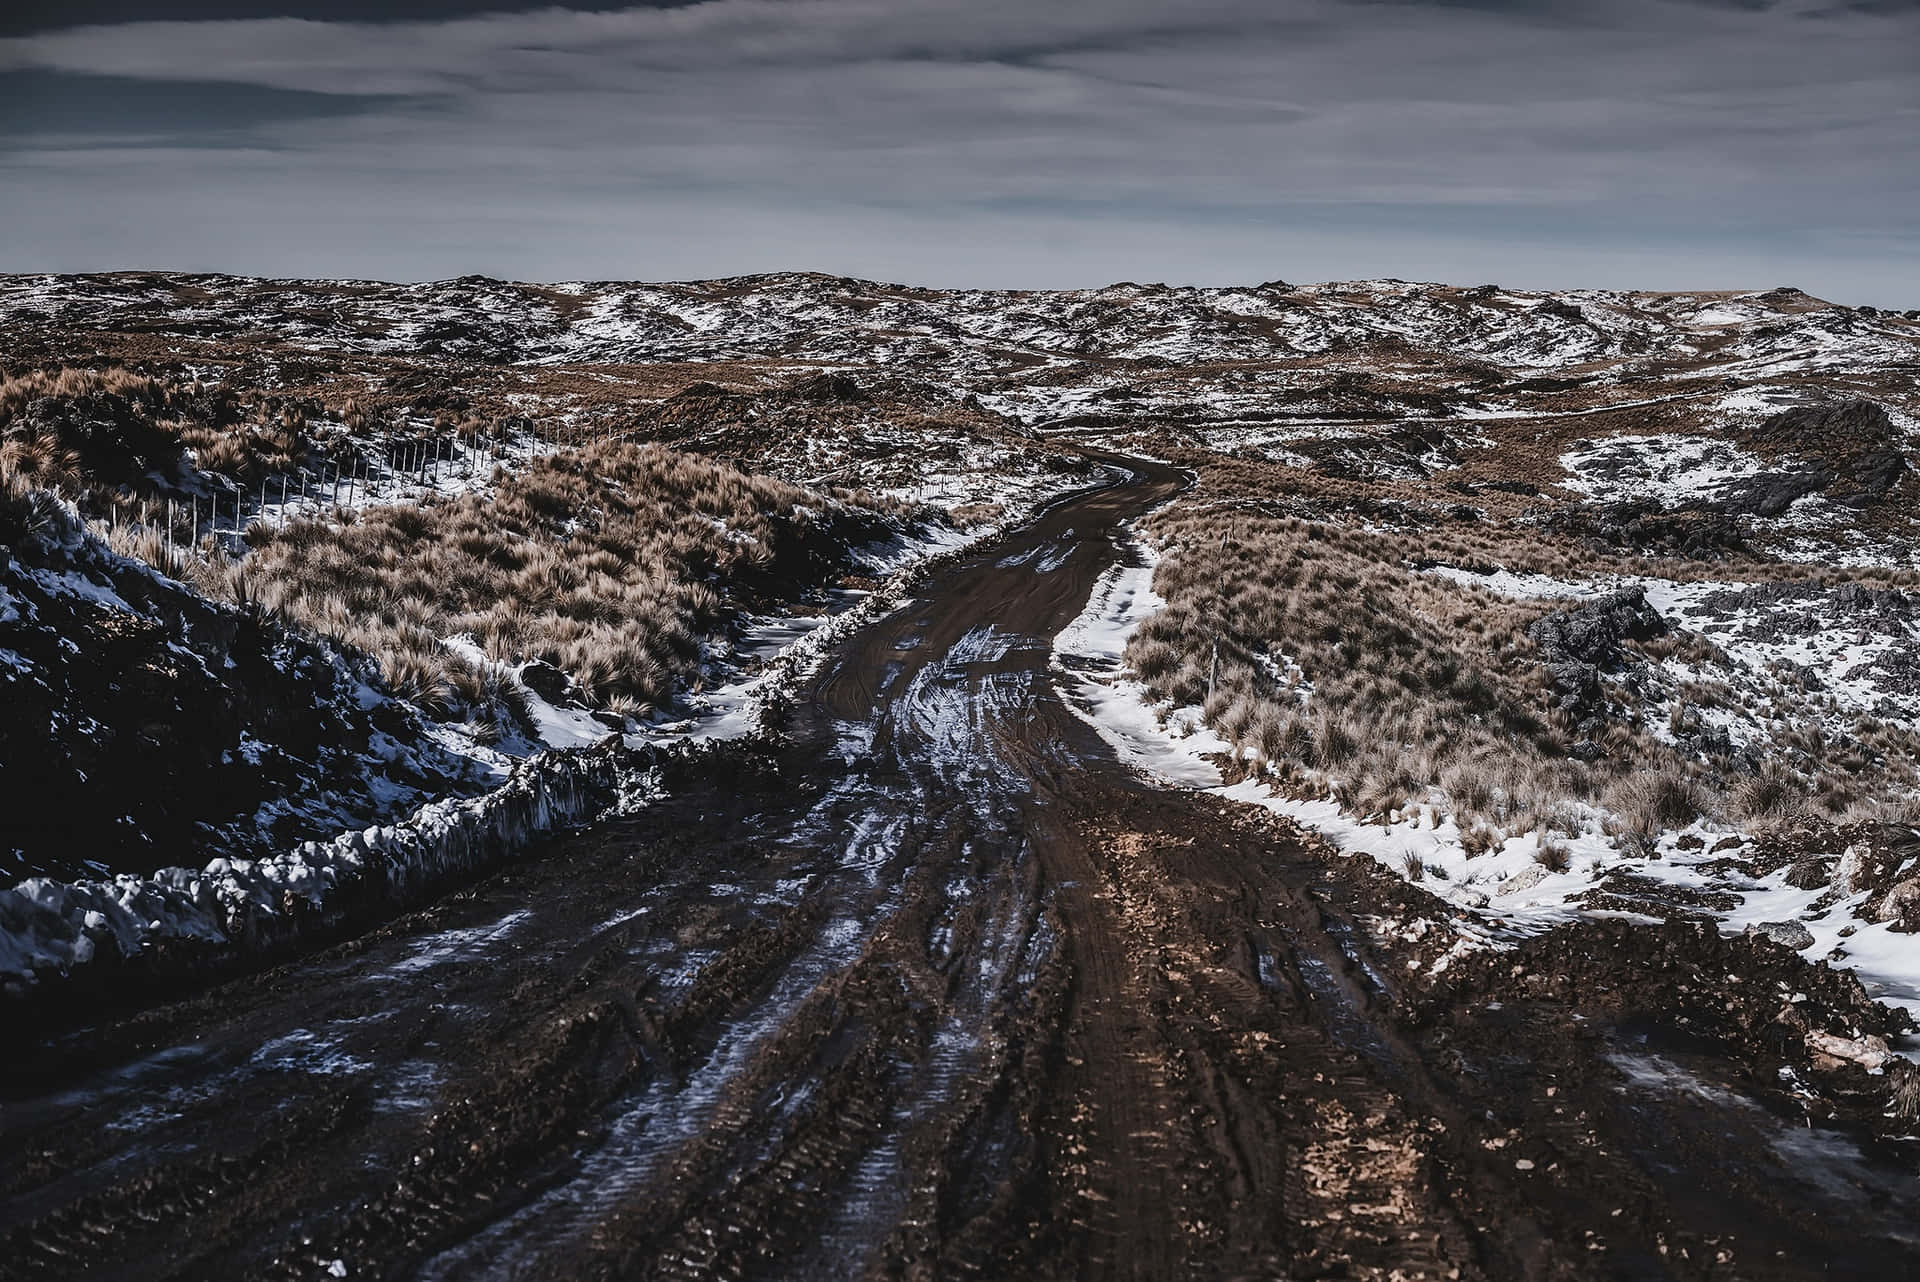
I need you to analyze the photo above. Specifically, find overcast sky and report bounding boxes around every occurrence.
[1,0,1915,302]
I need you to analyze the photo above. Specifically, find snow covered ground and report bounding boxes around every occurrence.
[1427,565,1920,738]
[1558,433,1774,509]
[1054,537,1920,1033]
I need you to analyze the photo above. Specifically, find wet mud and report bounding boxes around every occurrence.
[3,459,1917,1280]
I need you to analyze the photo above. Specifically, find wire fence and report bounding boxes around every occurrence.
[86,416,659,566]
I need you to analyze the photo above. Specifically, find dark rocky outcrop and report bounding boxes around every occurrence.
[1720,398,1909,514]
[1528,587,1668,730]
[788,371,869,403]
[1534,501,1749,560]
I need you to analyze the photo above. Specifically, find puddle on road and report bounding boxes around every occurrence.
[1607,1048,1920,1227]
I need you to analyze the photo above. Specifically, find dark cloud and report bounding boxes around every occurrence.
[0,0,1914,303]
[0,2,692,39]
[0,69,412,144]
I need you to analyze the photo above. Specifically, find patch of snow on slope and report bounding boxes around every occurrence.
[1559,434,1772,509]
[1059,540,1920,1013]
[1054,542,1609,930]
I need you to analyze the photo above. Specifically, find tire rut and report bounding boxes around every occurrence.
[6,455,1919,1280]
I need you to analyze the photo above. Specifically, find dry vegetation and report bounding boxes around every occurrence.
[1127,455,1920,853]
[0,367,186,498]
[1129,504,1615,840]
[1,362,931,739]
[0,365,350,527]
[187,441,892,731]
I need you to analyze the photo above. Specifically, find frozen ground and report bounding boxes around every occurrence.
[1056,537,1920,1035]
[1558,433,1774,509]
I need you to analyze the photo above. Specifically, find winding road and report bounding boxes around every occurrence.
[4,460,1918,1280]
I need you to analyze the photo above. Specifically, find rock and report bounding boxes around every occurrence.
[1498,865,1549,897]
[1806,1028,1892,1072]
[789,371,867,403]
[516,659,575,706]
[1538,501,1748,560]
[1528,587,1667,723]
[1833,844,1863,896]
[1746,920,1814,951]
[1734,399,1909,512]
[1875,879,1920,932]
[1713,470,1829,518]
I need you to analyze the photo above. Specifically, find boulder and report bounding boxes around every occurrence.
[1745,920,1814,951]
[1875,879,1920,933]
[1736,399,1908,511]
[516,659,575,706]
[1528,587,1667,726]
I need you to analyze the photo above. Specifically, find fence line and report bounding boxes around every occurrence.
[87,415,658,568]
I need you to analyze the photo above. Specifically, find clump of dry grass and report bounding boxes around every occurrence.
[0,365,346,514]
[193,441,882,722]
[0,367,185,497]
[1125,505,1624,842]
[1727,760,1808,825]
[1126,450,1920,854]
[1606,770,1705,846]
[0,468,73,546]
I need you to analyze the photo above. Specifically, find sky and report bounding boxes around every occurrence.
[1,0,1916,303]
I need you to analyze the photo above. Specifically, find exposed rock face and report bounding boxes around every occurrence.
[1719,398,1909,515]
[1536,501,1748,560]
[1528,586,1668,730]
[789,371,868,403]
[1713,469,1831,518]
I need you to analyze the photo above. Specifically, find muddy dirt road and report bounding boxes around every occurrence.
[4,460,1918,1280]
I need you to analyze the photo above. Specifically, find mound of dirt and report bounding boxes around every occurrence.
[0,500,488,882]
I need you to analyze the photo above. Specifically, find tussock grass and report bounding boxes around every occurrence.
[0,368,186,496]
[1125,452,1920,850]
[1126,505,1622,837]
[1121,497,1731,846]
[192,441,882,724]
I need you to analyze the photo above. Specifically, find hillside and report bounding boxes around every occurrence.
[6,271,1920,1277]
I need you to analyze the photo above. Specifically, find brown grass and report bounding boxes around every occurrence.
[1125,503,1621,841]
[190,441,883,724]
[1123,449,1920,849]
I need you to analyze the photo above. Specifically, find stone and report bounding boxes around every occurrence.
[1745,920,1814,951]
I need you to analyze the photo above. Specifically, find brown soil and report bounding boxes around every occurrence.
[2,462,1916,1280]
